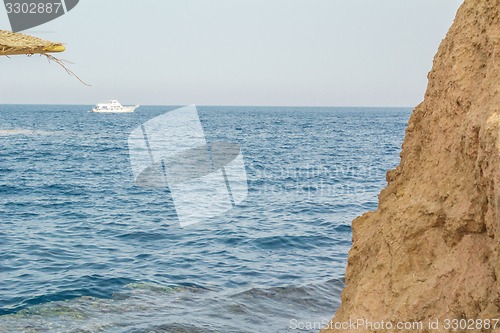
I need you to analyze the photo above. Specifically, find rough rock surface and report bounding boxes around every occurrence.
[322,0,499,331]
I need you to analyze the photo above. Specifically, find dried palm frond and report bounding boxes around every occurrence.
[0,29,65,56]
[0,29,89,85]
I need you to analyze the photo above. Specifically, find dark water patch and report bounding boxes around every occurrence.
[0,276,135,315]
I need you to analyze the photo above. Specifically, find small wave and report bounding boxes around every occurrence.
[250,234,333,250]
[124,282,207,295]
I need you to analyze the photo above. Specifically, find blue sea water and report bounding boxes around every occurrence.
[0,105,411,332]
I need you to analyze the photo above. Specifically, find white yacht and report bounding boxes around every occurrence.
[91,100,139,113]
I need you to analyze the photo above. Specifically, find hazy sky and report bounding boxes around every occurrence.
[0,0,462,106]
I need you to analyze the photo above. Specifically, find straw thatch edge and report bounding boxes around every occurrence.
[0,29,65,56]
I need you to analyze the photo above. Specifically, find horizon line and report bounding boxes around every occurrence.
[0,103,415,109]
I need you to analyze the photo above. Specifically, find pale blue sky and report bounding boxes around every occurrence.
[0,0,462,106]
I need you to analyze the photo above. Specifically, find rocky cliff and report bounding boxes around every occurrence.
[322,0,499,331]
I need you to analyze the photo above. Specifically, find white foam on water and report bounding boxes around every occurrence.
[0,129,58,136]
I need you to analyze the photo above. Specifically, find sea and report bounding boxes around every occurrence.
[0,105,411,333]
